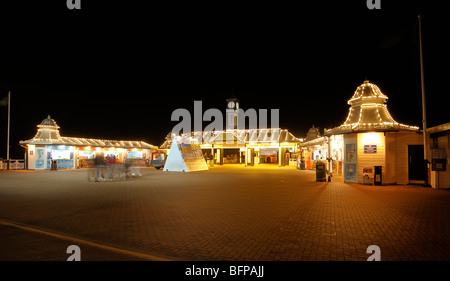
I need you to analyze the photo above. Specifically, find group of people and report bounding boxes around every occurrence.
[93,154,142,181]
[203,153,215,167]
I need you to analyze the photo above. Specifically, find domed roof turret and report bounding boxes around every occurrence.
[347,80,388,106]
[32,114,62,142]
[38,114,60,129]
[324,80,419,135]
[304,125,321,142]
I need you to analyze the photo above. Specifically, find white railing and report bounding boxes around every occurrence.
[0,159,25,170]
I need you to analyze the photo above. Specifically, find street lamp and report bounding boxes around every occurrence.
[418,14,430,187]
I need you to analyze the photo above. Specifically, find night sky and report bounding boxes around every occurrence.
[1,1,448,159]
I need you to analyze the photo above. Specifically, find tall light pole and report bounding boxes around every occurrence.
[418,14,429,186]
[6,91,11,170]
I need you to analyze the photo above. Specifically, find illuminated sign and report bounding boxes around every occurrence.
[214,143,245,148]
[364,145,377,154]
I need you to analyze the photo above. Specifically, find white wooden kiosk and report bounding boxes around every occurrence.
[20,115,158,169]
[324,80,423,185]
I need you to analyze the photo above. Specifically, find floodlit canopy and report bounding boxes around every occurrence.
[160,128,301,149]
[324,80,419,135]
[20,115,157,149]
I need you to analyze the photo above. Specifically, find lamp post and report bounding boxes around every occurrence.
[418,14,430,187]
[6,91,10,170]
[327,136,332,182]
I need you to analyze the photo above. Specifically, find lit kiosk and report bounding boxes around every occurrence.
[20,115,158,170]
[324,80,423,185]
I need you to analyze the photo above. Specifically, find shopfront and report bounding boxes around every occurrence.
[47,145,75,169]
[162,129,301,167]
[20,115,158,170]
[329,134,344,174]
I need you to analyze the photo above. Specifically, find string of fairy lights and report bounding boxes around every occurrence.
[325,81,419,135]
[21,115,157,149]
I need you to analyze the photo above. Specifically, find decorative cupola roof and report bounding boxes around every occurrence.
[347,80,388,106]
[304,125,321,142]
[32,114,62,142]
[324,80,419,135]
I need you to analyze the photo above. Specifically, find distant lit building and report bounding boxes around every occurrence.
[20,115,159,169]
[300,126,343,172]
[303,80,424,185]
[161,98,302,167]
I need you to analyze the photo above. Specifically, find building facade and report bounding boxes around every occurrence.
[302,80,425,185]
[161,98,302,167]
[428,122,450,189]
[20,115,159,170]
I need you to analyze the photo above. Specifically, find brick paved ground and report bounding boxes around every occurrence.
[0,165,449,261]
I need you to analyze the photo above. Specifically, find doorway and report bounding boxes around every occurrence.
[223,149,240,164]
[260,148,278,165]
[408,145,426,184]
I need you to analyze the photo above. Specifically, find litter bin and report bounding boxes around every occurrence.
[374,166,382,186]
[51,160,58,171]
[316,163,326,182]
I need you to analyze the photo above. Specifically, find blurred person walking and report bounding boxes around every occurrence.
[124,158,132,178]
[93,154,106,181]
[131,157,142,177]
[105,154,116,180]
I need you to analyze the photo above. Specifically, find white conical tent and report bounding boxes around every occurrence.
[325,80,419,135]
[163,136,208,172]
[163,137,188,172]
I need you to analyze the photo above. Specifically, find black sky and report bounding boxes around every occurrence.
[1,1,448,159]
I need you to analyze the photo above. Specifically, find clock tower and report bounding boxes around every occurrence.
[226,89,240,130]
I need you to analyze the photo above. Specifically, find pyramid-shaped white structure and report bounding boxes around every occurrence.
[163,136,208,172]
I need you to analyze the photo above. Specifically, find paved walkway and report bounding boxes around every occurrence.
[0,165,449,261]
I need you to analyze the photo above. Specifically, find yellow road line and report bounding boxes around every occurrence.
[0,218,171,261]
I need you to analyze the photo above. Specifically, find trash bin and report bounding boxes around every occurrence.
[362,174,372,185]
[374,166,382,186]
[316,163,326,182]
[51,160,58,171]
